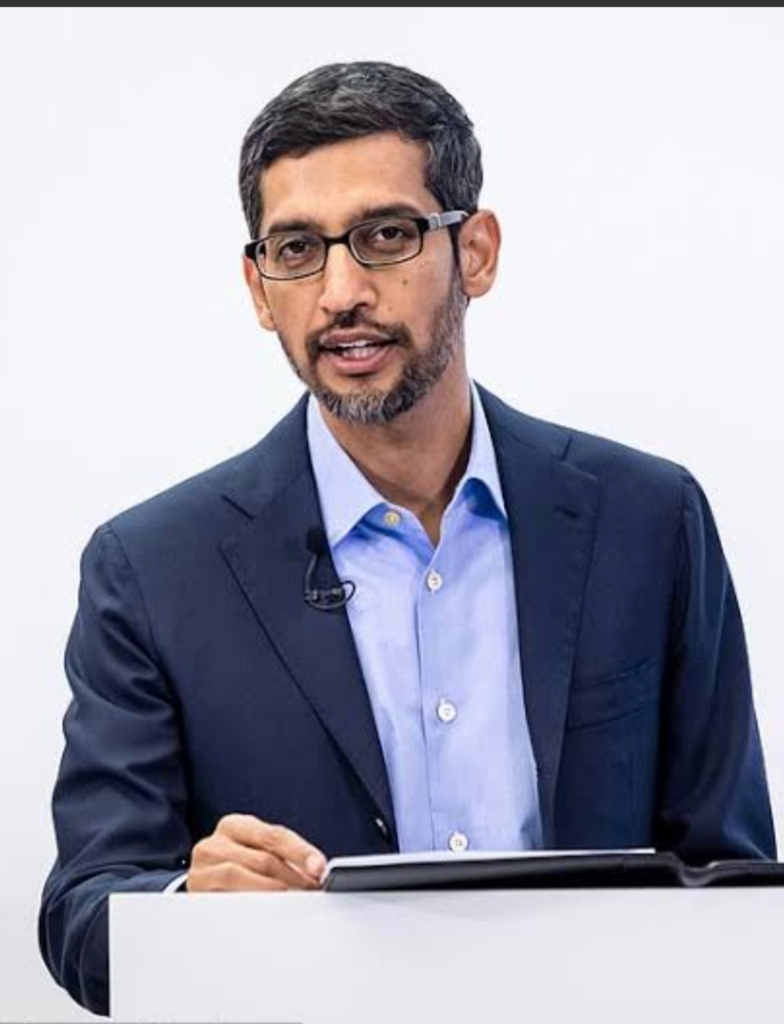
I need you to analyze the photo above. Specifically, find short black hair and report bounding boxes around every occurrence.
[239,61,483,238]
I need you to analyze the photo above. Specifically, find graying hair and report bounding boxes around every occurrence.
[239,61,483,238]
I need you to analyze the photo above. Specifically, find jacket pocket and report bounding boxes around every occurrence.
[566,659,659,731]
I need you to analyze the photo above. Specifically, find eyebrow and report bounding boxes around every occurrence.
[263,203,426,237]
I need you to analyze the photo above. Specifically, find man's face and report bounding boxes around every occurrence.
[246,132,466,425]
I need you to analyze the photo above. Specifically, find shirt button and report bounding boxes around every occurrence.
[383,510,401,527]
[426,570,443,593]
[449,831,469,853]
[437,699,457,723]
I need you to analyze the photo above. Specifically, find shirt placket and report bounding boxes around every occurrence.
[415,503,470,853]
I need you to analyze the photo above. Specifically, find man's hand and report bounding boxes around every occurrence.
[186,814,327,891]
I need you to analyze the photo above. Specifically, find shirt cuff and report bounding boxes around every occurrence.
[164,871,189,893]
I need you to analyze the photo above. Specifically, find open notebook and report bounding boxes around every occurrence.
[321,849,784,892]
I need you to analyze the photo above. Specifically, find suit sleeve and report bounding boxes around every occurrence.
[655,471,776,862]
[39,524,192,1015]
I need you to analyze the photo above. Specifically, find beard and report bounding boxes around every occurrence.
[276,270,467,425]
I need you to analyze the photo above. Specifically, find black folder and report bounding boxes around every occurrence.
[321,850,784,892]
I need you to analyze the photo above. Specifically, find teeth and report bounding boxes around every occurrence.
[323,339,389,362]
[333,340,381,350]
[337,343,383,361]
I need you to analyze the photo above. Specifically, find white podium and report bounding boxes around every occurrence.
[110,888,783,1023]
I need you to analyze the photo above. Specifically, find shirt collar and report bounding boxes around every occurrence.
[307,380,507,549]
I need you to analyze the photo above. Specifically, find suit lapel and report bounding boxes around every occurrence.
[219,396,396,836]
[480,387,599,846]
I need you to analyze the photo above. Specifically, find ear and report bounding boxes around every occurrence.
[242,256,276,331]
[457,210,501,299]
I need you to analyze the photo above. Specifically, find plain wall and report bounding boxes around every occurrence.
[1,7,782,1020]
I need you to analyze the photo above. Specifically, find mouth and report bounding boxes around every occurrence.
[318,335,399,376]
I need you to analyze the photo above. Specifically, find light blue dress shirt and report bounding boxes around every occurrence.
[307,381,542,854]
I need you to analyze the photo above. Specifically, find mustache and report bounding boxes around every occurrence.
[305,311,412,360]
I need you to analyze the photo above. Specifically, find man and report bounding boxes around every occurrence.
[40,61,776,1015]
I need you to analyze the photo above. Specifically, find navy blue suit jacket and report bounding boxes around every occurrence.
[40,385,776,1014]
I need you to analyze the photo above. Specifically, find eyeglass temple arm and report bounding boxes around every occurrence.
[425,210,468,231]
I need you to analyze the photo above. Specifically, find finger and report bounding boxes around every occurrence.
[218,815,327,880]
[187,861,288,892]
[196,834,319,890]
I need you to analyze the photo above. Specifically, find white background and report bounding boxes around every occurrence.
[1,7,782,1021]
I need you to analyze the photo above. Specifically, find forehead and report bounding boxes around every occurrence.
[258,132,435,233]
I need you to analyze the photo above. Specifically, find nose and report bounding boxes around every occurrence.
[317,242,377,318]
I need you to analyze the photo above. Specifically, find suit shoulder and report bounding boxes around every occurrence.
[480,385,690,492]
[102,443,261,545]
[563,422,689,488]
[94,396,308,550]
[523,410,692,530]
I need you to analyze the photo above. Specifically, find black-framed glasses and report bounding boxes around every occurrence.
[243,210,468,281]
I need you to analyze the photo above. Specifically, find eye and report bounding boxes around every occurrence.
[268,233,321,265]
[355,218,419,256]
[280,236,317,259]
[373,224,406,242]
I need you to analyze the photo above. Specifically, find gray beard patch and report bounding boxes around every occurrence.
[278,272,466,425]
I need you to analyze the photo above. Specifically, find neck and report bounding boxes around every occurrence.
[319,361,473,544]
